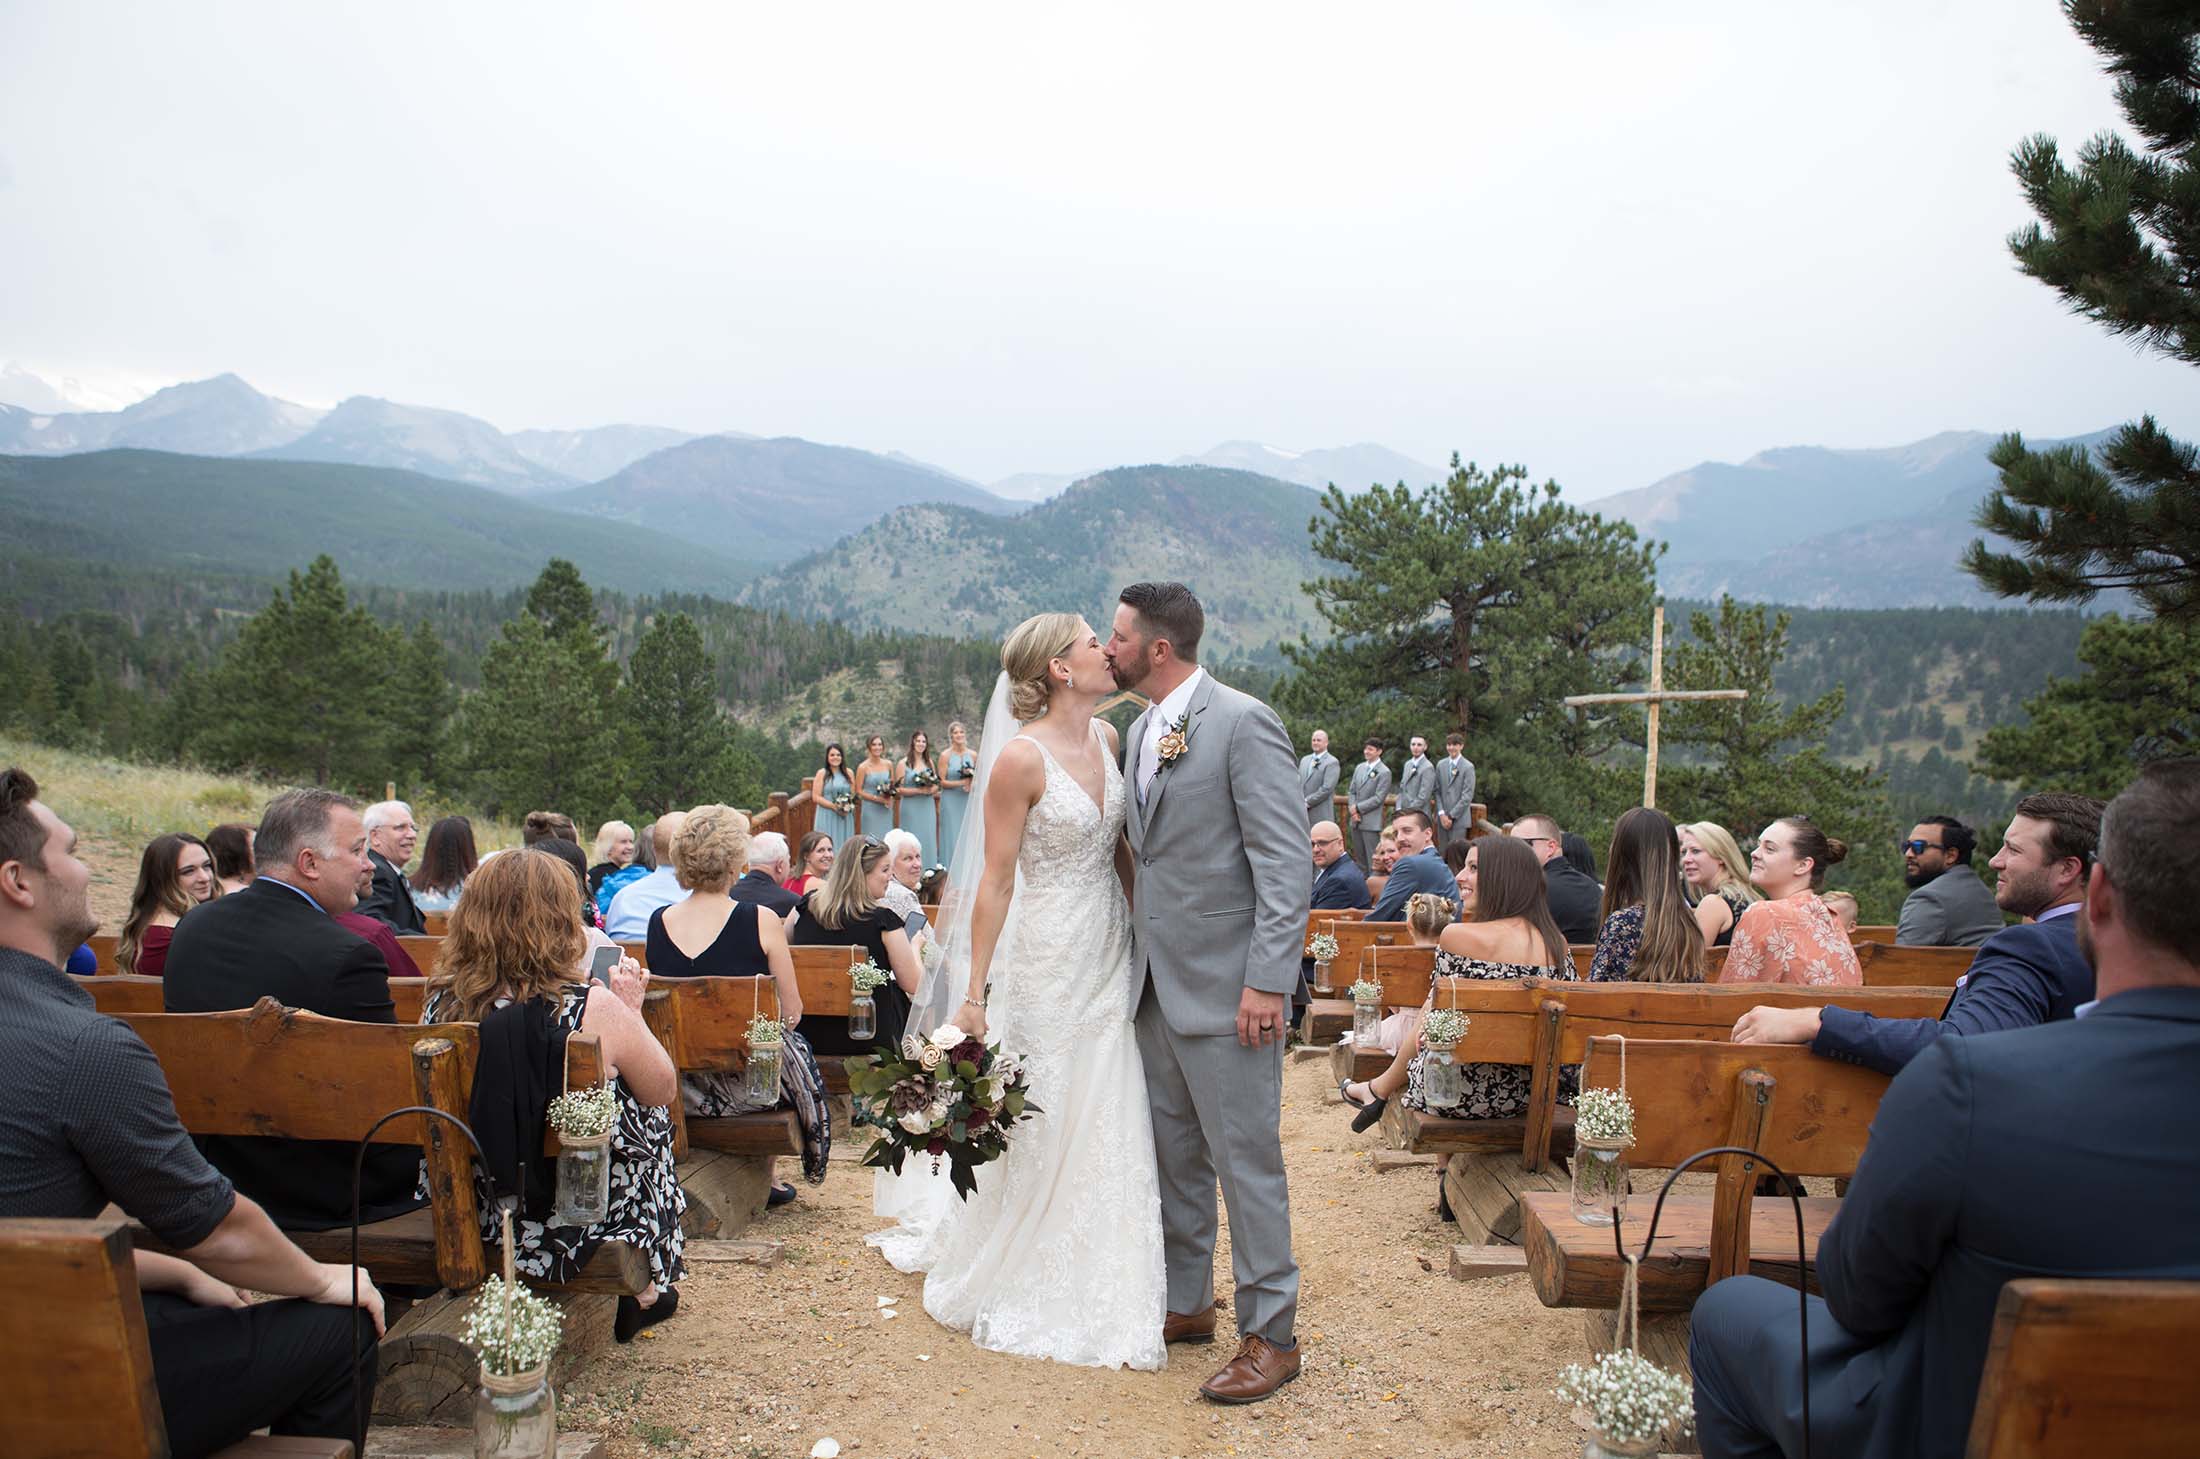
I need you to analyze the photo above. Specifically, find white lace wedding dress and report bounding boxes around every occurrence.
[867,726,1167,1370]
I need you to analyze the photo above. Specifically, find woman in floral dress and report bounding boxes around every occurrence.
[1722,816,1862,986]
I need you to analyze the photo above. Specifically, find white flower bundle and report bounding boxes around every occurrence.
[848,960,891,994]
[1421,1007,1471,1048]
[1575,1086,1637,1145]
[545,1083,618,1140]
[1348,979,1383,1002]
[464,1276,563,1377]
[1307,933,1341,962]
[747,1014,785,1048]
[1555,1349,1692,1447]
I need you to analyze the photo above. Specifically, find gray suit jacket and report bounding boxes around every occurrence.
[1125,675,1312,1036]
[1347,760,1390,821]
[1434,755,1476,824]
[1396,755,1436,817]
[1896,865,2004,948]
[1297,751,1340,820]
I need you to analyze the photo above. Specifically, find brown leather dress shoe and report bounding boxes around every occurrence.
[1162,1305,1217,1345]
[1198,1334,1301,1404]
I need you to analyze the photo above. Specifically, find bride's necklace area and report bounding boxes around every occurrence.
[1028,714,1107,806]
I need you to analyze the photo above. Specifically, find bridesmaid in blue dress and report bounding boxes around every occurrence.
[894,730,941,869]
[811,743,853,848]
[856,735,896,844]
[936,720,978,869]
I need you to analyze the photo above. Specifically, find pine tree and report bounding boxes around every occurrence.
[1973,614,2198,798]
[194,556,401,786]
[459,561,627,820]
[389,621,455,792]
[1964,2,2200,618]
[1279,457,1661,827]
[626,612,751,813]
[525,558,599,639]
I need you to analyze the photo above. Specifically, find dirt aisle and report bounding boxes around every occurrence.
[560,1052,1591,1459]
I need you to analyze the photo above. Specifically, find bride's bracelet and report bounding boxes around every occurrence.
[962,995,985,1009]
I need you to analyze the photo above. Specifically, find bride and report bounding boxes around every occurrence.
[866,611,1167,1370]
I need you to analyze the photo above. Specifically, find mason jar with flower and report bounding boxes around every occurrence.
[847,959,890,1042]
[745,1013,785,1105]
[1571,1086,1636,1226]
[1307,933,1341,994]
[1418,1007,1471,1111]
[1555,1347,1693,1457]
[466,1274,563,1458]
[1349,979,1383,1047]
[545,1083,618,1227]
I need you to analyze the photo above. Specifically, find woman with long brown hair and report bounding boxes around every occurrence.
[118,832,216,975]
[1723,816,1862,986]
[785,831,833,897]
[423,848,686,1341]
[788,834,923,1056]
[1339,835,1573,1131]
[1588,808,1706,983]
[894,729,940,869]
[205,822,255,896]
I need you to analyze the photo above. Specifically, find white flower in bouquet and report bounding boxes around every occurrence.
[1348,978,1383,1002]
[1575,1087,1637,1146]
[930,1023,968,1050]
[918,1044,945,1071]
[897,1108,934,1137]
[901,1034,924,1060]
[1307,933,1340,962]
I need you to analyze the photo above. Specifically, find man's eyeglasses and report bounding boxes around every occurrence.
[1897,839,1942,855]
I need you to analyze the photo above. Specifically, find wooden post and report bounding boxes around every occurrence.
[1644,605,1664,809]
[1521,999,1569,1175]
[412,1036,487,1291]
[1708,1068,1776,1285]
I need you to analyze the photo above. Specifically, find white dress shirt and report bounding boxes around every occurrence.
[1138,666,1208,804]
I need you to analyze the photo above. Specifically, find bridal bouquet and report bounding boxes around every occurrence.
[847,1024,1039,1199]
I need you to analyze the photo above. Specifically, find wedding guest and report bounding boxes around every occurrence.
[1822,890,1860,935]
[631,817,659,871]
[1561,832,1600,885]
[1679,821,1761,948]
[355,799,426,936]
[1310,821,1370,912]
[335,852,424,980]
[732,830,799,915]
[1896,814,2004,947]
[0,767,386,1452]
[811,744,854,848]
[605,811,689,939]
[587,819,637,905]
[788,835,921,1058]
[1433,732,1476,845]
[937,722,978,867]
[647,807,825,1197]
[1733,792,2103,1074]
[117,832,216,976]
[1346,738,1391,871]
[1395,735,1437,824]
[1588,808,1704,983]
[1720,817,1861,986]
[1364,829,1398,907]
[919,866,949,906]
[786,831,833,897]
[412,815,478,915]
[1356,893,1460,1056]
[205,821,255,896]
[1339,837,1572,1138]
[1445,838,1478,914]
[894,730,941,869]
[1510,814,1602,944]
[164,788,421,1231]
[534,837,606,932]
[855,735,895,843]
[424,848,686,1343]
[521,810,580,847]
[1369,810,1456,922]
[881,828,934,953]
[1299,729,1342,830]
[1690,763,2200,1459]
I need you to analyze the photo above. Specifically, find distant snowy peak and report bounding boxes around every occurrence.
[0,361,160,415]
[509,424,699,483]
[0,372,327,456]
[1173,441,1444,491]
[259,395,576,494]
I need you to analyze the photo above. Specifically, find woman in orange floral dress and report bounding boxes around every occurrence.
[1720,816,1862,986]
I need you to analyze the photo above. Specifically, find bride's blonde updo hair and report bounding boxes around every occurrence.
[1002,612,1086,722]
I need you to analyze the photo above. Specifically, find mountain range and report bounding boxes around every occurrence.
[989,440,1445,502]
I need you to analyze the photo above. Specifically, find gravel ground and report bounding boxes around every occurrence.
[559,1053,1593,1459]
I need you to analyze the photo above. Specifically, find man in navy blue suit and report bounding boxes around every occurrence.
[1310,820,1369,912]
[1690,760,2200,1459]
[1731,792,2103,1073]
[1367,811,1455,922]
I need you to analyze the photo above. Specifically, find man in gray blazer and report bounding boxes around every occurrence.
[1433,732,1476,845]
[1109,582,1307,1405]
[1346,739,1391,872]
[1896,816,2004,947]
[1395,736,1437,825]
[1297,729,1341,829]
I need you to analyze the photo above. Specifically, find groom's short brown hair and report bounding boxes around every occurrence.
[1119,582,1204,663]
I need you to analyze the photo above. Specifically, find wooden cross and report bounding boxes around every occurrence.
[1562,605,1747,808]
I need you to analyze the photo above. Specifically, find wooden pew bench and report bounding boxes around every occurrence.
[0,1216,356,1458]
[79,974,429,1022]
[398,936,649,978]
[1298,925,1415,1042]
[1514,1034,1890,1375]
[1852,939,1976,988]
[1380,980,1944,1252]
[1966,1277,2200,1456]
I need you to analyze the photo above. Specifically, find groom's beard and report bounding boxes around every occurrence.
[1109,653,1149,691]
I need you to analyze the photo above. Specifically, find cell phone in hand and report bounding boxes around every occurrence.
[588,944,622,986]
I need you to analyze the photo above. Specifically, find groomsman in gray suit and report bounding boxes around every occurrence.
[1395,736,1437,825]
[1346,738,1391,872]
[1434,732,1476,845]
[1297,730,1341,829]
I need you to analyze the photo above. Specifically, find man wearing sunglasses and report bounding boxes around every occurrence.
[1896,815,2003,948]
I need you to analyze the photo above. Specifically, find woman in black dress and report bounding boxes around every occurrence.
[788,834,925,1057]
[646,806,829,1194]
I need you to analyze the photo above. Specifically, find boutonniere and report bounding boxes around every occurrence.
[1154,711,1193,770]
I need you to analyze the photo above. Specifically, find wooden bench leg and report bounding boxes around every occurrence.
[1444,1153,1569,1245]
[677,1149,775,1240]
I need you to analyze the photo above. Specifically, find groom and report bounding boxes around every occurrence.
[1108,581,1308,1403]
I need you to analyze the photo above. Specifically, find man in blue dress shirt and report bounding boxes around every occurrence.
[1731,792,2103,1073]
[1310,820,1369,912]
[1368,811,1456,922]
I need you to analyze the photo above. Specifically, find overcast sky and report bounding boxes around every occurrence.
[3,1,2193,496]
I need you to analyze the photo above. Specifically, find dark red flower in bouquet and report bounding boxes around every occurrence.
[966,1106,993,1129]
[926,1138,947,1157]
[951,1039,985,1066]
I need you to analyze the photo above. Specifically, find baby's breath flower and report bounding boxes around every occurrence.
[1308,934,1341,962]
[1575,1087,1637,1145]
[1348,979,1383,1002]
[545,1084,618,1140]
[747,1014,785,1048]
[1421,1008,1471,1047]
[1555,1349,1692,1446]
[464,1276,563,1376]
[849,960,891,995]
